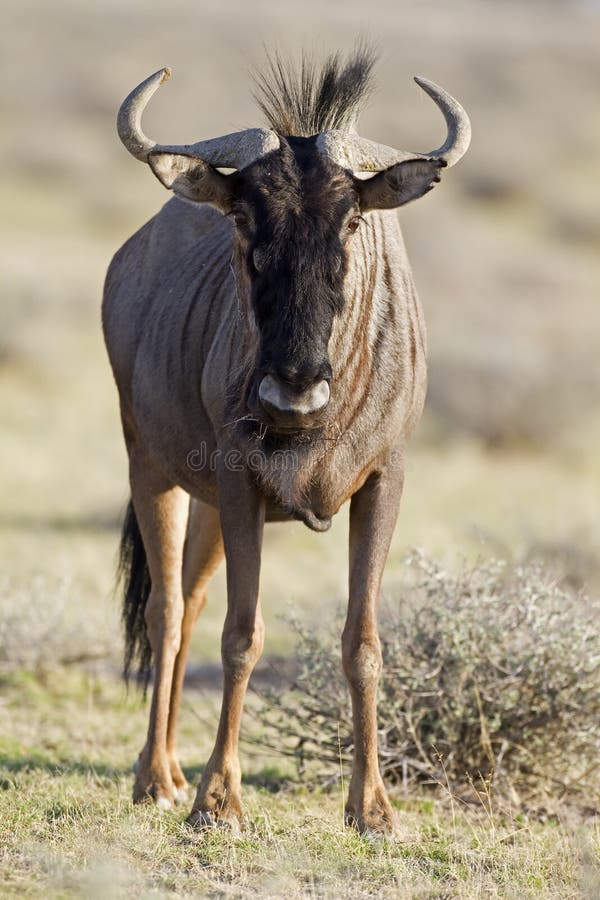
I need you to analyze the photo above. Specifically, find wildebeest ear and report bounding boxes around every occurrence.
[148,152,234,213]
[357,158,447,212]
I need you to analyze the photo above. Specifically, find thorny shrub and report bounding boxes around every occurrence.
[0,576,114,678]
[251,553,600,805]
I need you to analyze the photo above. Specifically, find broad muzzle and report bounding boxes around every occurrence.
[257,373,330,429]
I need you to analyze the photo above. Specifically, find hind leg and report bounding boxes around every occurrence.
[166,500,224,802]
[129,449,189,808]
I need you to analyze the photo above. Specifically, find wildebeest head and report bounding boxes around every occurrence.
[117,51,470,431]
[227,139,356,429]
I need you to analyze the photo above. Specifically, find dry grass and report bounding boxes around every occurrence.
[0,671,598,899]
[253,554,600,804]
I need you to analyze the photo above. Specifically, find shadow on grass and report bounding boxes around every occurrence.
[243,768,296,793]
[0,755,295,795]
[0,754,132,780]
[181,763,295,794]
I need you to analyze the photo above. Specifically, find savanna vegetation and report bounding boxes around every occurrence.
[1,0,599,896]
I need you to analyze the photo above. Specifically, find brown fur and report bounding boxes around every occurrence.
[104,188,427,833]
[101,44,467,832]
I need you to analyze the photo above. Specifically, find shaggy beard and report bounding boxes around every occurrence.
[231,418,334,532]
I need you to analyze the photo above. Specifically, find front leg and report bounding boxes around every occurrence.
[343,464,404,836]
[187,464,265,831]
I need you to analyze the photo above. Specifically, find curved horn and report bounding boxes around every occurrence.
[413,76,471,166]
[316,76,471,172]
[117,67,172,161]
[117,68,280,170]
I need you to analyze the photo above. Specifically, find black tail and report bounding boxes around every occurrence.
[118,499,152,691]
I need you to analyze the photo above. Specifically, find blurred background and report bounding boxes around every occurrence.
[1,0,599,669]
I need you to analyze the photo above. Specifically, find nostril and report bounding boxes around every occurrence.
[273,362,331,393]
[258,374,330,417]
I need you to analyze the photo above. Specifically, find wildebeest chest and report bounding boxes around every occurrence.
[127,208,423,530]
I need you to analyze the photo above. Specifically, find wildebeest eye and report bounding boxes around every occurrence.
[347,216,363,234]
[231,210,248,228]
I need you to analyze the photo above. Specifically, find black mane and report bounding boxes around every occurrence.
[252,44,377,138]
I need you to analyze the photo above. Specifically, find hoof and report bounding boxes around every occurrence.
[133,749,189,808]
[186,809,241,836]
[359,825,394,844]
[345,817,396,838]
[133,764,175,809]
[345,782,396,837]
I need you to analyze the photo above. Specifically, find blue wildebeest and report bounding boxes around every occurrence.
[103,49,470,834]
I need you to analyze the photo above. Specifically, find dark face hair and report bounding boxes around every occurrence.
[149,139,445,415]
[148,47,446,401]
[230,138,362,392]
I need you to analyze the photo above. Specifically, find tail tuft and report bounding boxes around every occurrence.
[118,500,152,692]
